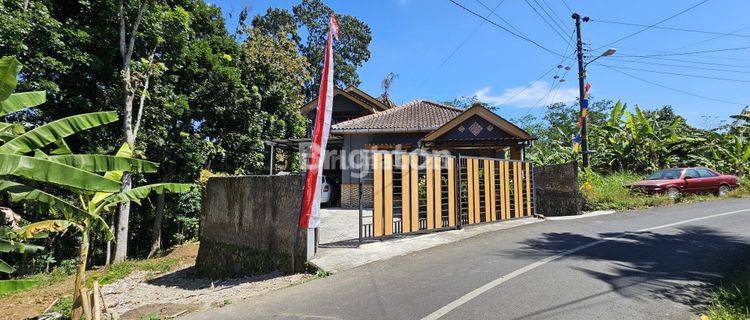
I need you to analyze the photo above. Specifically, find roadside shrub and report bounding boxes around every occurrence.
[706,271,750,320]
[581,171,672,211]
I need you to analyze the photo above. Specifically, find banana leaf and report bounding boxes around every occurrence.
[49,139,72,155]
[0,91,46,117]
[0,154,121,192]
[0,111,119,154]
[19,220,73,239]
[0,239,44,253]
[0,279,38,293]
[0,180,87,218]
[0,56,22,101]
[47,155,159,173]
[0,259,13,274]
[90,143,133,209]
[100,183,195,209]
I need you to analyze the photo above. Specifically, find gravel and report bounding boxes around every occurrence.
[101,264,312,317]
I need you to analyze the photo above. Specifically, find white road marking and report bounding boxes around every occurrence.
[421,208,750,320]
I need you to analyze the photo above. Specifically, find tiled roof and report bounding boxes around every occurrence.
[331,100,463,133]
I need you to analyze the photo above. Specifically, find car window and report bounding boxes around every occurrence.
[647,169,682,180]
[696,169,717,178]
[684,169,699,178]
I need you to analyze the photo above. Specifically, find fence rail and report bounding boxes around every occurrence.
[363,151,535,240]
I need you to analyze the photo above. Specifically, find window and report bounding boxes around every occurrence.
[696,168,717,178]
[684,169,700,179]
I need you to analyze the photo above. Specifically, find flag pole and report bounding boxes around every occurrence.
[292,14,338,274]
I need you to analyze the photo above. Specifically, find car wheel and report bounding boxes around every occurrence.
[667,187,681,199]
[717,184,730,197]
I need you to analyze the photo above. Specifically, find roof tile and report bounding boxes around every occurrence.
[331,100,463,133]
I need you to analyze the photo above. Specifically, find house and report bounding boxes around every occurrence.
[270,86,534,208]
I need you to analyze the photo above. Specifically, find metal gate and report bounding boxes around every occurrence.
[361,151,535,240]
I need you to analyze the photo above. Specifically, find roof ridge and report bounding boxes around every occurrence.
[419,100,465,112]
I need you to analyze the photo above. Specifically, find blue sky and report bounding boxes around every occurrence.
[208,0,750,128]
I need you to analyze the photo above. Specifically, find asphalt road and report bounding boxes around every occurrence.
[185,198,750,320]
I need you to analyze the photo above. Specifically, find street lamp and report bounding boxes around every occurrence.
[585,48,617,67]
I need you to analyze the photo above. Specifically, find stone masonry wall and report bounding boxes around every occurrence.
[195,174,307,278]
[533,162,583,217]
[340,183,373,208]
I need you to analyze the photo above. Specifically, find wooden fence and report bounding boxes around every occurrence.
[365,152,535,238]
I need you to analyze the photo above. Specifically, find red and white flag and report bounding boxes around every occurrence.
[299,15,339,229]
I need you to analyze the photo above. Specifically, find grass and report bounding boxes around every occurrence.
[704,271,750,320]
[86,257,182,287]
[581,172,750,211]
[2,254,185,299]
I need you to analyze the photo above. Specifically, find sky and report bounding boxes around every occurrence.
[208,0,750,128]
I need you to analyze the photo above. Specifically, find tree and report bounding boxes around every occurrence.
[251,0,372,100]
[203,23,309,174]
[0,56,193,318]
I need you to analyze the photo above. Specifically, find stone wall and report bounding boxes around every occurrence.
[340,183,373,209]
[534,162,583,217]
[195,174,307,278]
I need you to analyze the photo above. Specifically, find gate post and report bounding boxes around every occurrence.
[455,155,463,230]
[358,177,363,245]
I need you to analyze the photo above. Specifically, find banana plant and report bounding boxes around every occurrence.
[0,57,194,312]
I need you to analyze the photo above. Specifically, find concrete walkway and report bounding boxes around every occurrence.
[318,208,372,244]
[311,217,541,273]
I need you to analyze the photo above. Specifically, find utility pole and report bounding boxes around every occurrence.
[572,12,590,168]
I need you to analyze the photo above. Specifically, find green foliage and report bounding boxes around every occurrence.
[49,295,74,316]
[581,171,673,211]
[705,271,750,320]
[522,100,749,177]
[87,257,181,287]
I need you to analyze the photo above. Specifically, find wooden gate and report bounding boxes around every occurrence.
[365,152,535,239]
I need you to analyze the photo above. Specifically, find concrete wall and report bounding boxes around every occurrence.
[195,174,307,278]
[534,162,583,217]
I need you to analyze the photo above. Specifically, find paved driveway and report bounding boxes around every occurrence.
[186,198,750,320]
[319,208,372,244]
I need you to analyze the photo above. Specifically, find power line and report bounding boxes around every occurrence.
[539,0,569,29]
[449,0,567,58]
[633,56,750,70]
[601,64,746,106]
[417,0,507,90]
[589,44,750,62]
[616,45,750,58]
[589,19,750,38]
[559,0,573,14]
[487,64,558,110]
[593,0,709,51]
[596,63,750,84]
[677,25,750,49]
[473,0,528,38]
[607,58,750,75]
[531,0,571,40]
[523,0,572,47]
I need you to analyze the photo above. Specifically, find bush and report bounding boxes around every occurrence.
[705,271,750,320]
[581,171,672,211]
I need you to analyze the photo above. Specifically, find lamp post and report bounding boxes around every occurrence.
[572,12,616,168]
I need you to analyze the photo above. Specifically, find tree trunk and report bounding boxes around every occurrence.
[147,171,169,258]
[71,226,90,320]
[113,171,132,263]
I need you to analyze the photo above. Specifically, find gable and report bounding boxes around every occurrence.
[432,114,515,141]
[422,105,532,142]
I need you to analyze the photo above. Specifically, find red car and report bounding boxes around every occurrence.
[628,167,740,198]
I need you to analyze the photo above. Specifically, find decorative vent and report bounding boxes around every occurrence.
[469,122,483,136]
[486,125,494,131]
[457,126,466,133]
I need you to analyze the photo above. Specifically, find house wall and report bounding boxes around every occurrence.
[338,132,425,208]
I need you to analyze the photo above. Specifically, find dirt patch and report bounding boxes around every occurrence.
[0,279,72,320]
[103,266,312,317]
[120,302,200,320]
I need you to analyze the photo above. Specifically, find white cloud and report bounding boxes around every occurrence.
[474,81,579,108]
